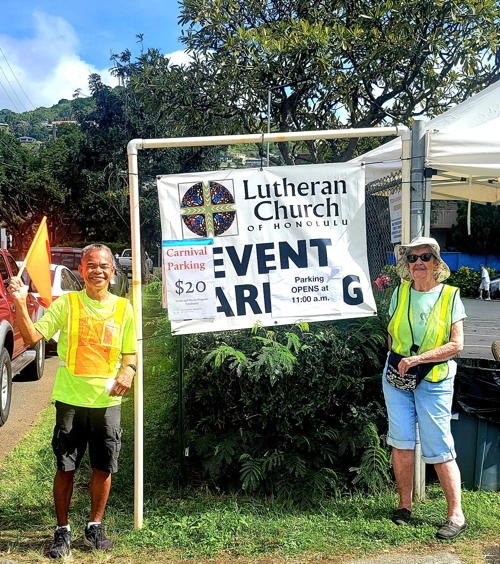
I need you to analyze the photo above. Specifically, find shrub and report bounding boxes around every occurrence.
[379,264,398,283]
[447,266,495,297]
[182,312,391,500]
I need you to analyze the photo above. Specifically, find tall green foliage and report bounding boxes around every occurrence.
[0,127,78,253]
[68,73,223,251]
[129,0,500,164]
[183,315,391,500]
[449,202,500,255]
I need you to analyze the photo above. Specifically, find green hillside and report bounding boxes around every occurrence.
[0,96,95,141]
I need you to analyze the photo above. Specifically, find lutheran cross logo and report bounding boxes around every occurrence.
[178,179,238,238]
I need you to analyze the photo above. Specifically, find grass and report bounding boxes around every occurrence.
[0,284,499,563]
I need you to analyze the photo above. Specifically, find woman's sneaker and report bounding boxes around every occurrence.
[84,523,113,550]
[48,527,71,559]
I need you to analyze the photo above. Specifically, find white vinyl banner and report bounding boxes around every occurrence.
[157,163,376,335]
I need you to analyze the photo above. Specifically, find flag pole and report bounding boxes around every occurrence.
[17,216,48,278]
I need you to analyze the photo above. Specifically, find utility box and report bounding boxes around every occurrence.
[452,358,500,491]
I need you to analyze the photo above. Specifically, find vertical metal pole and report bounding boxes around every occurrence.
[400,132,412,244]
[127,142,144,529]
[409,120,428,501]
[413,423,426,501]
[423,152,432,238]
[410,119,430,239]
[177,335,185,476]
[266,90,271,166]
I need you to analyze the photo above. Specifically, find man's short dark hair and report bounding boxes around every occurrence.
[81,244,114,264]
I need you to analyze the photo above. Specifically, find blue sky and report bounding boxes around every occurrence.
[0,0,187,112]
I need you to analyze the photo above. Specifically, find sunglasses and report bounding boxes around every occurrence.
[406,253,435,263]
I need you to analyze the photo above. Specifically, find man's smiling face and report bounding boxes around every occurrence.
[79,249,114,291]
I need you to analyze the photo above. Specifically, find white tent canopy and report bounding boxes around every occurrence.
[352,81,500,204]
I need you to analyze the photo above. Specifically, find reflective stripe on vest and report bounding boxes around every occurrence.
[66,292,128,378]
[388,281,458,382]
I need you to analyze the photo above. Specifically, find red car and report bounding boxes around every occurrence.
[0,249,44,427]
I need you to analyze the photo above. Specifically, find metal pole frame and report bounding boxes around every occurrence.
[177,334,185,478]
[126,125,410,529]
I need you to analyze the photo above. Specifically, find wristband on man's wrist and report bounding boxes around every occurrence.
[125,363,137,373]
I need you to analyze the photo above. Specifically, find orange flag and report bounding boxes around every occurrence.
[24,216,52,307]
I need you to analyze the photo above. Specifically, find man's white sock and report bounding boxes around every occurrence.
[56,524,70,531]
[87,521,101,528]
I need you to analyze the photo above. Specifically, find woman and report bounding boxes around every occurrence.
[383,237,467,539]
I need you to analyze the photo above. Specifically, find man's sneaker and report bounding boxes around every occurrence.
[84,523,113,551]
[48,527,71,559]
[391,507,412,525]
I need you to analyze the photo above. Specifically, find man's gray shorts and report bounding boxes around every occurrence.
[52,401,122,473]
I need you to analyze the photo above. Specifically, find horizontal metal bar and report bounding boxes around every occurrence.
[128,126,407,152]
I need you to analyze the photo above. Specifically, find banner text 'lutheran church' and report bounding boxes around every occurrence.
[157,163,376,335]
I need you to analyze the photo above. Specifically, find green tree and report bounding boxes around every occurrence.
[449,202,500,254]
[0,129,71,253]
[69,73,221,254]
[1,72,221,256]
[131,0,500,164]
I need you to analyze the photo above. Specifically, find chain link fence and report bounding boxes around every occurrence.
[365,172,402,280]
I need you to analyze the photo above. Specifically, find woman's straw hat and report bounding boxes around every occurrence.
[394,236,451,283]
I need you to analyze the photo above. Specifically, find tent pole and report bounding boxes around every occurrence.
[423,137,432,237]
[410,119,428,239]
[401,133,412,243]
[409,119,428,501]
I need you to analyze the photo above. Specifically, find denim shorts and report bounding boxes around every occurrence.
[52,401,122,473]
[382,358,456,464]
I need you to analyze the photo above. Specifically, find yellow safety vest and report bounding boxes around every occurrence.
[66,292,128,378]
[387,281,459,382]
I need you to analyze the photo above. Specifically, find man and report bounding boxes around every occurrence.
[479,264,491,300]
[9,244,137,559]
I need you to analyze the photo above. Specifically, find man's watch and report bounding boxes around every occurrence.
[126,363,137,373]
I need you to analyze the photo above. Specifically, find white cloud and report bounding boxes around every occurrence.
[0,11,118,112]
[164,49,193,67]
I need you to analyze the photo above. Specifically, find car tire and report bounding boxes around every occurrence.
[0,347,12,427]
[21,339,46,381]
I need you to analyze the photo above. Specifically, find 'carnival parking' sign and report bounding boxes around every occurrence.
[157,163,376,335]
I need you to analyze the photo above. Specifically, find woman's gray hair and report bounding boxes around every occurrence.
[81,244,114,263]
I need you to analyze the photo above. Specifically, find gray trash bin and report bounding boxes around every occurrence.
[451,358,500,491]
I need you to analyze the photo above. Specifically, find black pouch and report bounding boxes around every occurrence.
[386,351,441,391]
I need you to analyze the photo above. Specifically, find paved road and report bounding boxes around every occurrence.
[461,298,500,360]
[0,354,57,462]
[347,544,500,564]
